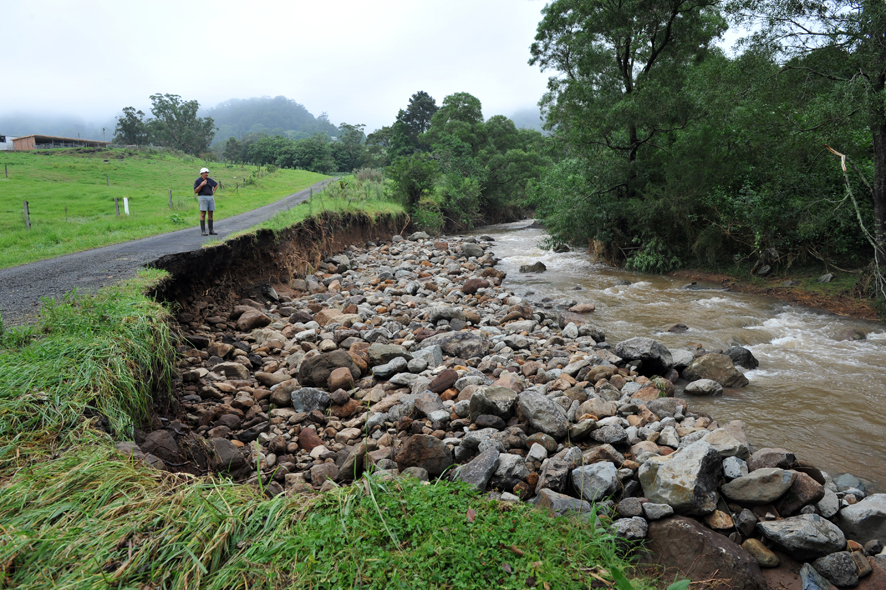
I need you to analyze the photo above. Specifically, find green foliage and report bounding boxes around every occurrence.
[113,106,150,145]
[147,93,216,155]
[387,153,441,207]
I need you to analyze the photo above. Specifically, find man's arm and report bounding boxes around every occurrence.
[211,179,218,194]
[194,180,207,194]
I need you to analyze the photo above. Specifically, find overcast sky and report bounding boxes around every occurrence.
[5,0,554,133]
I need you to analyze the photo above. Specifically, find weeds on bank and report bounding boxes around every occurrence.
[0,449,647,590]
[0,269,174,468]
[218,173,403,244]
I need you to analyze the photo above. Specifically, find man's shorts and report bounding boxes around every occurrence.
[198,195,215,212]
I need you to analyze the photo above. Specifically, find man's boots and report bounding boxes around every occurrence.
[200,220,207,236]
[208,219,217,235]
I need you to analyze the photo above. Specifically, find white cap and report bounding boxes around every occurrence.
[200,167,209,173]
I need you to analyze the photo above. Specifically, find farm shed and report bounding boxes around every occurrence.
[12,135,110,151]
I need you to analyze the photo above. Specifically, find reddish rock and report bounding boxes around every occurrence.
[428,369,459,394]
[632,386,662,403]
[297,427,324,452]
[314,308,342,326]
[394,434,453,476]
[567,303,596,313]
[328,366,355,391]
[639,516,767,590]
[329,399,361,419]
[462,278,491,295]
[776,472,825,516]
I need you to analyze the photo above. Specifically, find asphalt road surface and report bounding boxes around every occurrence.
[0,178,334,327]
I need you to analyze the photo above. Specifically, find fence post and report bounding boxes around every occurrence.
[115,197,120,216]
[106,174,109,187]
[168,189,172,209]
[4,163,7,178]
[123,197,130,215]
[23,201,30,230]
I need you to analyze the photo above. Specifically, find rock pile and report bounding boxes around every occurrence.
[122,230,885,589]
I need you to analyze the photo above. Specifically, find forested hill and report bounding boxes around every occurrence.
[204,96,339,146]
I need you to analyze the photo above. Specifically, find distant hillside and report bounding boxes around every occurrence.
[508,107,545,132]
[204,96,339,145]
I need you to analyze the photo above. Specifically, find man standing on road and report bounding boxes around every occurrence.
[194,167,218,236]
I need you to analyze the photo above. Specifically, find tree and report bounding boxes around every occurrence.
[530,0,726,197]
[397,91,439,150]
[148,93,216,155]
[113,107,150,145]
[423,92,486,156]
[223,137,242,164]
[730,0,886,296]
[386,153,440,207]
[333,123,366,172]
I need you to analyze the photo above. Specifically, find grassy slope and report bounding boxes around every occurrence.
[0,149,327,269]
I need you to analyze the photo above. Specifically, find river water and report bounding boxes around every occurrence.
[467,221,886,490]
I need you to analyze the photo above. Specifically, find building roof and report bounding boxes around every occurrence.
[14,135,110,145]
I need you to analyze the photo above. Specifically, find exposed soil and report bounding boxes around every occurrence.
[670,269,880,321]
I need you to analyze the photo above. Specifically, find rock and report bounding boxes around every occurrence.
[724,456,749,479]
[568,303,596,313]
[615,337,674,375]
[614,517,648,540]
[367,343,412,366]
[742,539,780,568]
[582,444,624,467]
[725,346,760,370]
[721,468,797,505]
[454,448,500,492]
[462,278,490,295]
[298,350,361,387]
[777,472,826,516]
[327,367,355,391]
[290,387,331,413]
[839,329,867,341]
[462,243,484,258]
[684,379,724,396]
[683,353,749,387]
[213,361,250,380]
[469,385,518,421]
[534,488,592,516]
[646,397,683,419]
[591,424,628,446]
[638,440,722,515]
[490,453,530,493]
[818,273,835,283]
[639,516,767,590]
[747,448,798,472]
[526,433,558,454]
[836,494,886,546]
[310,463,340,485]
[519,261,547,273]
[413,390,445,418]
[210,437,246,471]
[703,429,750,459]
[577,398,617,418]
[140,430,181,465]
[419,332,489,359]
[813,552,860,588]
[373,356,408,379]
[395,434,454,477]
[237,309,272,331]
[517,391,569,439]
[297,427,324,452]
[617,497,648,517]
[643,503,675,520]
[536,458,571,494]
[705,510,735,530]
[818,487,841,519]
[757,514,847,560]
[429,369,459,393]
[572,462,621,502]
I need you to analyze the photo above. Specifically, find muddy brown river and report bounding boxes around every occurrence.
[469,221,886,490]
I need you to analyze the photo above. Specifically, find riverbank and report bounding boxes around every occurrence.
[670,268,881,322]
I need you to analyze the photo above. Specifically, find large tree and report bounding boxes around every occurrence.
[148,93,216,155]
[530,0,726,197]
[113,107,150,146]
[731,0,886,295]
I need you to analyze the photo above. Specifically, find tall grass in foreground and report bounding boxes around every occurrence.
[0,446,639,590]
[0,269,174,468]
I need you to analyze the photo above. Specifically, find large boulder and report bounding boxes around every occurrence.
[419,332,489,359]
[290,387,331,413]
[725,346,760,370]
[534,488,592,516]
[638,441,722,515]
[757,514,847,561]
[298,350,361,387]
[395,434,454,477]
[683,353,749,387]
[517,391,569,439]
[469,385,518,421]
[835,493,886,546]
[615,337,673,375]
[721,468,796,505]
[428,305,466,324]
[367,343,411,366]
[638,516,767,590]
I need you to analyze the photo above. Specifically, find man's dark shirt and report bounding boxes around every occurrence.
[194,177,218,196]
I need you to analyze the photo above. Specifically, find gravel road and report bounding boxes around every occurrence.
[0,178,334,327]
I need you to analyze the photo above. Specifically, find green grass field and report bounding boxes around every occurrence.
[0,148,328,269]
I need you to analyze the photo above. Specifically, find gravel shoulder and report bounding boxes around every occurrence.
[0,179,334,327]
